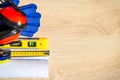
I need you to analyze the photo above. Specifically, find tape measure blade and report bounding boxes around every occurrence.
[11,50,50,57]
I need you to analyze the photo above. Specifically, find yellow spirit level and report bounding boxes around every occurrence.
[0,38,48,50]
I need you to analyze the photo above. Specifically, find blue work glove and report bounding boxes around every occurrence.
[19,4,41,37]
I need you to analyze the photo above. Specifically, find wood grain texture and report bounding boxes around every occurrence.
[1,0,120,80]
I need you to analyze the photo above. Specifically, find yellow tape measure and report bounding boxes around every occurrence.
[0,50,50,64]
[11,50,49,57]
[0,38,48,50]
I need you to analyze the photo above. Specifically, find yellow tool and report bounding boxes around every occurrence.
[0,38,48,50]
[0,38,50,64]
[11,50,50,57]
[0,49,50,64]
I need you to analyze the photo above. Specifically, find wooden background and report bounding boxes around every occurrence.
[1,0,120,80]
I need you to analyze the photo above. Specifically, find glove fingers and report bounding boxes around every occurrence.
[20,4,37,10]
[27,17,40,26]
[22,25,39,32]
[21,8,37,15]
[27,18,40,22]
[26,12,41,18]
[20,31,34,37]
[27,16,40,26]
[27,22,40,26]
[20,4,37,14]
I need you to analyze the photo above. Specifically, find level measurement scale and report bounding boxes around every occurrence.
[11,50,50,57]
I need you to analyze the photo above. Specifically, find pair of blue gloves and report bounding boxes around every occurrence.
[20,4,41,37]
[3,0,41,37]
